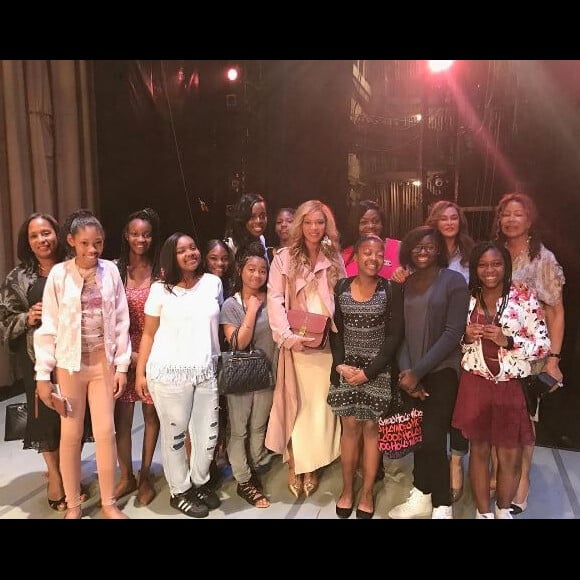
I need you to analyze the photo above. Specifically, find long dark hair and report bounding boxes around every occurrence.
[205,238,234,299]
[468,241,512,320]
[116,208,161,285]
[492,192,542,261]
[159,232,201,293]
[231,240,269,295]
[225,192,267,253]
[17,212,64,273]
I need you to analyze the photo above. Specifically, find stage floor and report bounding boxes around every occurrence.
[2,393,579,519]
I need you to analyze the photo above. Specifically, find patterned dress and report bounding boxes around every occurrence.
[328,282,398,421]
[118,285,153,404]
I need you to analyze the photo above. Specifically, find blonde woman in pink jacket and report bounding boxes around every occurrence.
[266,200,345,498]
[34,211,131,519]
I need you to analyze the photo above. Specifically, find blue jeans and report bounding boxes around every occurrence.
[149,376,219,496]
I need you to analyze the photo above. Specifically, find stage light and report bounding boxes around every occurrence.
[428,60,454,74]
[226,67,239,82]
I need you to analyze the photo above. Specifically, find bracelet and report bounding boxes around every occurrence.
[548,353,561,359]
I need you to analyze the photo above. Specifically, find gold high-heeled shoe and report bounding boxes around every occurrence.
[303,473,319,497]
[288,471,303,498]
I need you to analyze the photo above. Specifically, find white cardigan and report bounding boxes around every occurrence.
[34,258,131,380]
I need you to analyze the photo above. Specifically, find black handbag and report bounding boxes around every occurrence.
[4,402,28,441]
[218,328,273,395]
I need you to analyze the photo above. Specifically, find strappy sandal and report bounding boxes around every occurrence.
[48,496,67,512]
[237,481,271,508]
[49,484,90,511]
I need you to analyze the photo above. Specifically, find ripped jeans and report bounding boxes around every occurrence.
[148,376,219,496]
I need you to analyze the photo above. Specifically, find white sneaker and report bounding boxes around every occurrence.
[388,487,432,519]
[476,510,495,519]
[495,505,514,519]
[432,505,453,519]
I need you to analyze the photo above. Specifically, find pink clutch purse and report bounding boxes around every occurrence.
[287,310,331,349]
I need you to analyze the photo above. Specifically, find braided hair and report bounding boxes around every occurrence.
[468,241,513,320]
[116,208,161,285]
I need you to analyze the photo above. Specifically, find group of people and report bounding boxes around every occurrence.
[0,189,565,519]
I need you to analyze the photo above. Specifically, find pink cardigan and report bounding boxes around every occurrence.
[265,247,344,456]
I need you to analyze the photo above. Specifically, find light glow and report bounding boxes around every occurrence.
[226,67,239,82]
[428,60,454,74]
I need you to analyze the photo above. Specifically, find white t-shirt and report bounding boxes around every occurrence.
[144,273,223,385]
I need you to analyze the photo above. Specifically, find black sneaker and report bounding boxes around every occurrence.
[192,483,221,510]
[170,489,209,518]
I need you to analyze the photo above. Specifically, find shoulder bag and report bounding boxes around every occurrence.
[218,326,274,396]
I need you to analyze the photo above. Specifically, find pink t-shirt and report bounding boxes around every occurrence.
[342,237,401,279]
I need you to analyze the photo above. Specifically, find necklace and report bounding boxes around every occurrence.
[507,236,530,262]
[38,262,54,275]
[477,289,498,325]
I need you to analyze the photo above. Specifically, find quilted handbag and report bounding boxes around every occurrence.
[218,328,274,395]
[4,402,28,442]
[287,309,331,349]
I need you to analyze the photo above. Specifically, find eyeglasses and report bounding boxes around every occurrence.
[411,244,437,255]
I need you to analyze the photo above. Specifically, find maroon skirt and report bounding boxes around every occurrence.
[452,370,535,449]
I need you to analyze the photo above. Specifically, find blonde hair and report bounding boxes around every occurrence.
[287,200,343,289]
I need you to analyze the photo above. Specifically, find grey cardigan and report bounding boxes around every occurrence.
[398,268,469,380]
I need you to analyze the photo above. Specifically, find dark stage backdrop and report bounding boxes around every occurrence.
[93,60,351,255]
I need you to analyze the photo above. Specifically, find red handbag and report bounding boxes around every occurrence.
[287,309,331,349]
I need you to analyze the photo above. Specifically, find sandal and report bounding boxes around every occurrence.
[48,496,67,512]
[237,481,271,508]
[48,484,90,511]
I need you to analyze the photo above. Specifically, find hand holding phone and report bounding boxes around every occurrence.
[536,372,563,394]
[51,384,70,417]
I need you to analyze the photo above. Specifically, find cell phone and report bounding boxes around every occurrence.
[536,372,561,393]
[51,384,71,416]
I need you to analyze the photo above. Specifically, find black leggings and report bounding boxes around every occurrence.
[412,367,459,507]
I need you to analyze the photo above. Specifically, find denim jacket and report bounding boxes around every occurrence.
[34,258,131,380]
